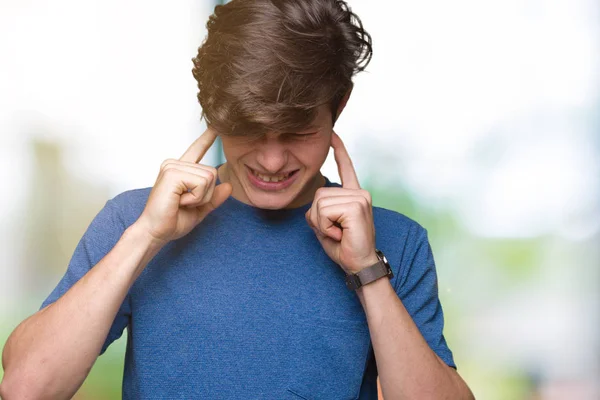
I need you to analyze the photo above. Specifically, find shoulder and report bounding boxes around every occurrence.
[372,205,427,242]
[370,205,431,292]
[106,187,152,227]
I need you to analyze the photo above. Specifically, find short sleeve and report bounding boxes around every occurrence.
[40,199,131,355]
[394,225,456,369]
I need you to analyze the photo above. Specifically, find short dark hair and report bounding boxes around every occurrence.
[191,0,372,136]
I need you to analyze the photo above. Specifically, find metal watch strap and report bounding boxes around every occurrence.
[345,249,394,291]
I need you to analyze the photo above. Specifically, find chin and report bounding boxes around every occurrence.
[246,192,297,210]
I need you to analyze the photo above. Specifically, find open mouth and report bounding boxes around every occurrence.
[246,166,300,191]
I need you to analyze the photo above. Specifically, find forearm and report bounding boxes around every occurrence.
[357,278,473,400]
[0,222,164,400]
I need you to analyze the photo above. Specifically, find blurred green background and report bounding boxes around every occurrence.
[1,0,598,399]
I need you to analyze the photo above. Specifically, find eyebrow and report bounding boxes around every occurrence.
[276,125,321,136]
[297,125,319,132]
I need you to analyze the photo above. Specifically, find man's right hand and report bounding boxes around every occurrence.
[136,127,232,244]
[0,130,235,400]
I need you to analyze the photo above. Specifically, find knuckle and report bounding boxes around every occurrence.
[361,190,372,203]
[351,201,363,212]
[160,158,177,170]
[162,168,178,179]
[207,166,218,179]
[315,187,328,198]
[199,175,212,190]
[316,197,325,209]
[360,196,370,208]
[204,170,215,184]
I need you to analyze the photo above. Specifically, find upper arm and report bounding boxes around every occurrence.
[39,198,132,354]
[394,224,456,368]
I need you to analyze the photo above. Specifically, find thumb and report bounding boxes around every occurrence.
[197,182,232,220]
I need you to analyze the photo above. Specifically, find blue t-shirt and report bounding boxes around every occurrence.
[41,177,455,399]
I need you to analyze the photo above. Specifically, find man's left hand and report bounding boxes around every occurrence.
[305,132,378,274]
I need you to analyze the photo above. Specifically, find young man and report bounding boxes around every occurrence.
[0,0,473,399]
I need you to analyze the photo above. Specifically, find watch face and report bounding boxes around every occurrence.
[375,249,393,278]
[375,249,389,266]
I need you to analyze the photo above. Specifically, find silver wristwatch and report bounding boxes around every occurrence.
[345,249,394,291]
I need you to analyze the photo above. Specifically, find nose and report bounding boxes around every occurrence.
[255,136,289,173]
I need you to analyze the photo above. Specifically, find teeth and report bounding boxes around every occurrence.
[253,170,291,183]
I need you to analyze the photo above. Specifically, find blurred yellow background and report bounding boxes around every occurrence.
[1,0,598,399]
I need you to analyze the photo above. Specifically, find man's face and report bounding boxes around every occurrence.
[219,104,335,210]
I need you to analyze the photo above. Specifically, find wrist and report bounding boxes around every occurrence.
[102,222,168,287]
[356,274,392,293]
[345,249,393,291]
[346,252,379,274]
[126,221,169,253]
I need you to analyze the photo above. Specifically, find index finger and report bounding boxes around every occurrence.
[179,127,218,163]
[331,131,361,189]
